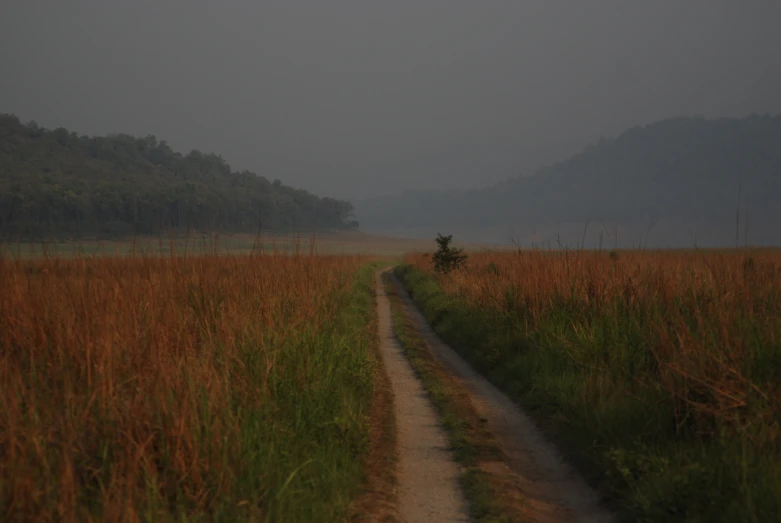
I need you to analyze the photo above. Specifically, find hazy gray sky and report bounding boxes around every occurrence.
[2,0,780,200]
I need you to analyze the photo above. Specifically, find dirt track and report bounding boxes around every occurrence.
[374,270,471,522]
[381,269,616,523]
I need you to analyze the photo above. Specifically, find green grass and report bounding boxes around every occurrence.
[215,263,381,522]
[395,264,781,523]
[199,261,390,522]
[383,273,513,523]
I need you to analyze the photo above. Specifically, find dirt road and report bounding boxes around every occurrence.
[383,269,615,523]
[374,270,471,522]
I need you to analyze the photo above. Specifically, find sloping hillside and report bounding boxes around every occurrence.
[357,115,781,247]
[0,114,358,237]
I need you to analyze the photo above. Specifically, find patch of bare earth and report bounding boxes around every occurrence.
[390,272,616,523]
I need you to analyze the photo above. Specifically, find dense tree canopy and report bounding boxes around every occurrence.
[0,114,358,238]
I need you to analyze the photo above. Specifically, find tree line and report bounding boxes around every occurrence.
[0,114,359,238]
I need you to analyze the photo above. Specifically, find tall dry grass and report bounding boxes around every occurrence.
[0,248,375,522]
[411,249,781,437]
[400,248,781,520]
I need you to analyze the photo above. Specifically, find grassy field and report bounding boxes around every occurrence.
[0,246,382,522]
[0,230,438,260]
[397,249,781,522]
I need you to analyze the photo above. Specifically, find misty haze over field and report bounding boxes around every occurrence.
[2,1,781,246]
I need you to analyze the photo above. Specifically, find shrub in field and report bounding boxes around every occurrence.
[0,249,377,522]
[432,233,467,274]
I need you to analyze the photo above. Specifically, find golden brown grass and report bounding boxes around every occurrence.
[398,248,781,521]
[0,249,377,522]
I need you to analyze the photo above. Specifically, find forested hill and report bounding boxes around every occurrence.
[355,115,781,247]
[0,114,358,238]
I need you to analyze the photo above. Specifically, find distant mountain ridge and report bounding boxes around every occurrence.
[0,114,358,238]
[356,115,781,247]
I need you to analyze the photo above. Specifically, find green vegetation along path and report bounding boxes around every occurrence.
[375,269,471,522]
[388,270,616,523]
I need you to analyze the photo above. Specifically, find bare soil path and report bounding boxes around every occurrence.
[389,271,616,523]
[374,270,471,522]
